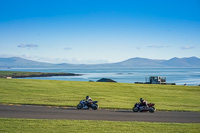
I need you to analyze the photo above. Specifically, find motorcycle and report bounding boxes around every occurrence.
[77,100,98,110]
[132,102,156,113]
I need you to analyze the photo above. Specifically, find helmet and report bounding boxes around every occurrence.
[86,96,89,99]
[140,98,144,102]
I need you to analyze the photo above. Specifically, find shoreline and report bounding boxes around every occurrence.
[0,71,82,78]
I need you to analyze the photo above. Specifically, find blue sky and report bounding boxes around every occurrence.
[0,0,200,64]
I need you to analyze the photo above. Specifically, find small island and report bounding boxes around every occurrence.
[0,71,82,78]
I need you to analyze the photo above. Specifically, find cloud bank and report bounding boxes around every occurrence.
[181,46,196,50]
[63,47,72,51]
[147,45,169,48]
[18,44,39,49]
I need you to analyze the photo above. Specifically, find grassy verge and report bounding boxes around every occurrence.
[0,78,200,111]
[0,118,200,133]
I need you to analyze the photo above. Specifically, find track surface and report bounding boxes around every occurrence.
[0,105,200,123]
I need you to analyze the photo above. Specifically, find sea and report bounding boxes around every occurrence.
[1,68,200,86]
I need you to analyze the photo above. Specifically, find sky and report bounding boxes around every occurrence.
[0,0,200,64]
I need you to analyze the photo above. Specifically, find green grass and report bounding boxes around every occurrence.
[0,118,200,133]
[0,78,200,111]
[0,79,199,132]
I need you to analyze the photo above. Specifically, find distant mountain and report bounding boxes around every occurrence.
[182,57,200,67]
[161,57,200,67]
[0,57,200,68]
[112,57,200,68]
[0,57,55,68]
[0,57,83,68]
[112,57,165,67]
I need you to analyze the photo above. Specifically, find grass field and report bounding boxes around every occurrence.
[0,118,200,133]
[0,78,200,133]
[0,78,200,111]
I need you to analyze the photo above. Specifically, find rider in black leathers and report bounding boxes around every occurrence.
[139,98,148,109]
[86,96,92,105]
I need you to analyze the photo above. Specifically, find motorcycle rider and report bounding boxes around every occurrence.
[86,96,93,105]
[139,98,148,109]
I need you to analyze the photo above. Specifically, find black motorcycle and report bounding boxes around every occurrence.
[77,100,98,110]
[132,102,156,113]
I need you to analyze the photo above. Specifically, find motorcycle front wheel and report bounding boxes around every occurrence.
[149,107,155,113]
[91,104,98,110]
[132,107,139,112]
[77,104,83,109]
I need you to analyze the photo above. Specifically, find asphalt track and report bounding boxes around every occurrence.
[0,105,200,123]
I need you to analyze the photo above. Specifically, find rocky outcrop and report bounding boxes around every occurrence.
[0,71,82,78]
[96,78,117,83]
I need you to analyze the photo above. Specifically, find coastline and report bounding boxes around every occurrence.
[0,71,82,78]
[1,68,200,86]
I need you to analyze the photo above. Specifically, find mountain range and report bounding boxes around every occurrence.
[0,57,200,68]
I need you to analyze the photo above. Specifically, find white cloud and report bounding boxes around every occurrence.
[63,47,72,51]
[147,45,169,48]
[181,46,196,50]
[136,47,141,49]
[70,58,109,64]
[18,44,39,49]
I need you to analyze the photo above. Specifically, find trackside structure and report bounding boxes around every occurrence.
[135,76,176,85]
